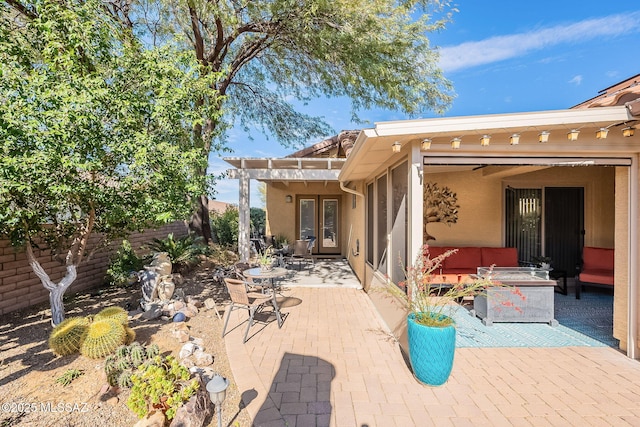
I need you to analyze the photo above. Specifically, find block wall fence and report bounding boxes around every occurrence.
[0,221,189,316]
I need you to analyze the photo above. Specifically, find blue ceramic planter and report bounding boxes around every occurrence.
[407,313,456,386]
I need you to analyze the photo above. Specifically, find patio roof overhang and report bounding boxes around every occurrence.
[339,106,639,182]
[224,157,345,184]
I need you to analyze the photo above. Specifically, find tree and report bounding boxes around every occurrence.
[106,0,456,241]
[423,182,459,241]
[250,207,266,236]
[0,0,221,324]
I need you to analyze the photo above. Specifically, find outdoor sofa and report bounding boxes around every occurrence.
[425,246,519,283]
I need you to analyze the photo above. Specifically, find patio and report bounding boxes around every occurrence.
[223,265,640,426]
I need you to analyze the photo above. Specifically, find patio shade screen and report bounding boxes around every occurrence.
[505,188,542,264]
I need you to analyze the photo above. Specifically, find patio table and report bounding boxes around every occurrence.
[243,267,288,328]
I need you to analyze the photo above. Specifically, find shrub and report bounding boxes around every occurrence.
[106,240,147,287]
[211,206,238,247]
[147,233,208,273]
[127,355,199,420]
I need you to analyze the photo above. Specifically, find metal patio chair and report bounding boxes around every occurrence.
[222,277,273,343]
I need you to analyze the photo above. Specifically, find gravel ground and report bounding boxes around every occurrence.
[0,260,252,427]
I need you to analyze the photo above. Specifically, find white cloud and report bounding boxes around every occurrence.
[439,12,640,73]
[568,75,583,86]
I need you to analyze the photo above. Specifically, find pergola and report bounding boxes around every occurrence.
[224,157,346,262]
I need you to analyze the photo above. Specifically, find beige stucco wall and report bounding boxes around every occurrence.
[614,167,630,351]
[423,166,615,247]
[506,166,615,247]
[265,180,367,283]
[341,183,366,284]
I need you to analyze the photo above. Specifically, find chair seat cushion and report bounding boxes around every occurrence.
[579,270,614,286]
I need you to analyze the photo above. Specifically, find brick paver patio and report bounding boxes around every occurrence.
[224,285,640,426]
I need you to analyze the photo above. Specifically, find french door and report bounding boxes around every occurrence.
[297,195,341,254]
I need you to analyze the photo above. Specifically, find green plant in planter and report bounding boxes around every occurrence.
[386,245,502,327]
[127,355,199,421]
[258,246,275,270]
[383,244,524,386]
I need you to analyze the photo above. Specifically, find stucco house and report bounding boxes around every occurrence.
[224,74,640,358]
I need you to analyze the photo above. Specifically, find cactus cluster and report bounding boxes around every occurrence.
[48,305,136,359]
[104,342,160,389]
[49,317,91,356]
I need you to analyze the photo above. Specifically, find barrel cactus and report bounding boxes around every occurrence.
[49,317,91,356]
[80,318,127,359]
[94,306,129,325]
[124,326,136,345]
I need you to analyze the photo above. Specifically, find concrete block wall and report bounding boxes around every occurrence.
[0,221,189,316]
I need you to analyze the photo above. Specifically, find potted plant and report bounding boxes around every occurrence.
[384,244,524,386]
[258,246,274,271]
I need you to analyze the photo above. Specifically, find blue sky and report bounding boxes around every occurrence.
[211,1,640,207]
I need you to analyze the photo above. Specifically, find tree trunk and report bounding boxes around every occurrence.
[190,194,212,244]
[49,286,67,326]
[26,242,77,325]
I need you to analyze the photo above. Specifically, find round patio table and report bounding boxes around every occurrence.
[243,267,288,327]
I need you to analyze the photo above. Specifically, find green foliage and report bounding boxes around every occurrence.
[127,355,199,420]
[211,207,239,247]
[250,208,266,235]
[48,317,91,356]
[106,241,147,287]
[273,234,290,249]
[54,369,85,387]
[147,233,208,273]
[105,342,160,389]
[94,306,129,325]
[0,0,222,323]
[79,319,128,359]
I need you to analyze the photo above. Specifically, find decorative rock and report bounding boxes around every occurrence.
[192,349,213,366]
[175,330,190,343]
[179,343,196,360]
[133,410,166,427]
[149,252,172,276]
[186,303,199,315]
[173,288,185,301]
[141,304,163,320]
[172,273,184,286]
[190,337,204,349]
[169,375,212,427]
[173,301,185,311]
[180,309,196,318]
[181,358,195,369]
[173,312,186,323]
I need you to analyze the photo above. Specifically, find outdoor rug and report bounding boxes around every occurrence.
[452,296,612,348]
